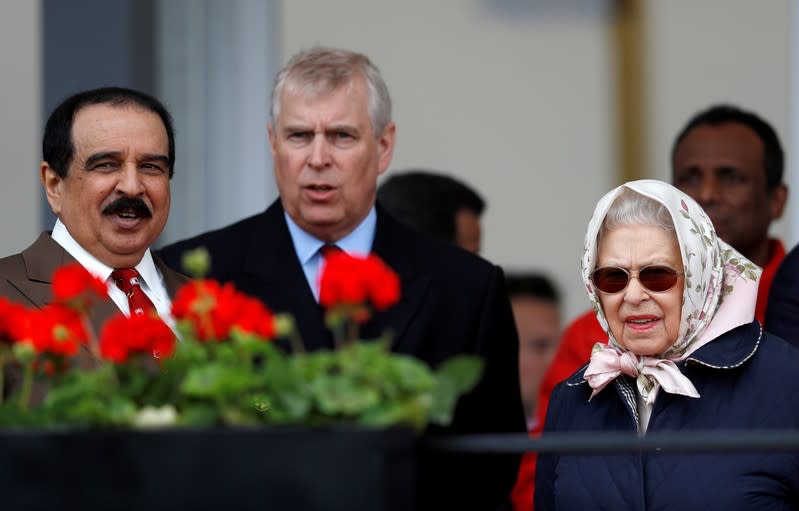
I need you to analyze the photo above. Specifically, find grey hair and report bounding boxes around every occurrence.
[270,47,392,137]
[599,188,675,241]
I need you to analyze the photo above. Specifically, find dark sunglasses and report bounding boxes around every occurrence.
[590,265,684,294]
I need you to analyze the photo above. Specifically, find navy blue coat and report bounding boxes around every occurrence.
[535,321,799,510]
[766,242,799,346]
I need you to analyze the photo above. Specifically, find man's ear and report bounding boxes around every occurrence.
[769,183,789,221]
[40,162,63,216]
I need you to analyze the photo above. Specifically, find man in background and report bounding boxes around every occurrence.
[504,273,561,430]
[377,169,485,253]
[505,273,561,510]
[160,47,524,510]
[672,104,787,320]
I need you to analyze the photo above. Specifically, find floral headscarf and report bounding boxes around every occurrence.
[582,180,761,403]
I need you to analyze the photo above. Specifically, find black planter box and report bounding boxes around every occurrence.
[0,427,416,511]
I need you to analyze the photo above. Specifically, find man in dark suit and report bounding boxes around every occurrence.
[0,86,187,334]
[160,47,525,509]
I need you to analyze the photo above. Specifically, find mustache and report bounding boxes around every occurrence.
[102,196,152,217]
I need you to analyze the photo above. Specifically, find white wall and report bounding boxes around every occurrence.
[0,0,40,256]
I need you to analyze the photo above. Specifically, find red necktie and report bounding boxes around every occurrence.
[318,244,343,303]
[320,244,343,260]
[111,268,157,317]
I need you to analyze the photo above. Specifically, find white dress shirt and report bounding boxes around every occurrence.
[51,220,175,328]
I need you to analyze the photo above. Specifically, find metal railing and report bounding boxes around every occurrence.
[424,430,799,454]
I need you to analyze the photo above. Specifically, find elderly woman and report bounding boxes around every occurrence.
[535,180,799,510]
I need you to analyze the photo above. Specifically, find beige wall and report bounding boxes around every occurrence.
[280,0,615,322]
[0,0,41,256]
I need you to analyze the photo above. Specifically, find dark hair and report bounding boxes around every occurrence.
[505,272,560,304]
[671,104,783,190]
[43,86,176,178]
[377,170,485,242]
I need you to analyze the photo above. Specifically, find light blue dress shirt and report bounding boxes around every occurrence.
[284,207,377,302]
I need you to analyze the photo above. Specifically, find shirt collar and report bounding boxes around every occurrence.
[51,219,160,290]
[284,207,377,263]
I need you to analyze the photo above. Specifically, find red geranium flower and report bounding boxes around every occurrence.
[363,256,401,310]
[172,280,275,341]
[99,313,176,363]
[0,297,29,344]
[52,263,108,310]
[19,304,89,357]
[319,252,400,311]
[232,296,276,339]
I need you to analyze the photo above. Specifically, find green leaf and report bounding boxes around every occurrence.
[427,356,484,426]
[358,394,431,431]
[180,363,252,399]
[436,356,484,395]
[384,355,435,394]
[428,378,457,426]
[311,375,380,416]
[179,403,219,427]
[181,247,211,278]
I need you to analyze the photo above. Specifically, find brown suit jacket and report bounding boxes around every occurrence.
[0,232,188,398]
[0,232,187,331]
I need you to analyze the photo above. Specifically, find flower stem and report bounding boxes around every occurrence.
[327,309,345,350]
[331,323,344,350]
[82,312,99,358]
[346,318,358,346]
[18,361,33,412]
[288,330,305,354]
[0,353,5,405]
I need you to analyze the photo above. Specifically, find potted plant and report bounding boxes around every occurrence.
[0,249,482,510]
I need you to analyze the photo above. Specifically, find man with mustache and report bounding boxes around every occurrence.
[0,86,186,332]
[160,47,525,509]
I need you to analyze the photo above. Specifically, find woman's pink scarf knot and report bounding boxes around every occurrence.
[584,343,700,404]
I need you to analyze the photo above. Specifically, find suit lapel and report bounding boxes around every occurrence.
[16,234,113,365]
[154,254,189,299]
[12,233,72,308]
[239,201,332,351]
[364,207,432,353]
